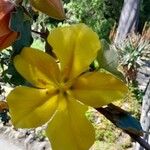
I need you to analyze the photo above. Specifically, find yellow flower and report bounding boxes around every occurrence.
[7,24,128,150]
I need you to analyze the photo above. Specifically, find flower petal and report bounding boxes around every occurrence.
[47,24,100,80]
[0,0,18,50]
[14,47,60,88]
[30,0,65,20]
[0,31,17,50]
[7,86,58,128]
[46,95,95,150]
[71,72,128,108]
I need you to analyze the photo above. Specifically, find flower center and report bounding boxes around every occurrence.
[58,80,72,93]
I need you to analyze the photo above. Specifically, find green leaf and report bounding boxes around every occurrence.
[116,112,143,136]
[97,104,143,136]
[7,62,26,86]
[97,39,125,80]
[10,6,33,55]
[7,6,33,85]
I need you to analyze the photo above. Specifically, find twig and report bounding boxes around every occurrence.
[31,30,47,39]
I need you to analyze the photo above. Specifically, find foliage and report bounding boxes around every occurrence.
[64,0,123,41]
[110,32,150,106]
[96,39,124,80]
[140,0,150,30]
[111,33,150,82]
[129,81,144,104]
[116,34,149,69]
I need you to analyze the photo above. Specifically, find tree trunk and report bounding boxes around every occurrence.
[115,0,141,43]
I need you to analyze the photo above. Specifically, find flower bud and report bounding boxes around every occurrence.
[0,0,18,51]
[30,0,65,20]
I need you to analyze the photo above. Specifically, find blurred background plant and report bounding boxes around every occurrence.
[110,26,150,103]
[112,29,150,82]
[63,0,123,41]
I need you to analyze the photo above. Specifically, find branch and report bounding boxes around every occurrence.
[127,131,150,150]
[96,104,150,150]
